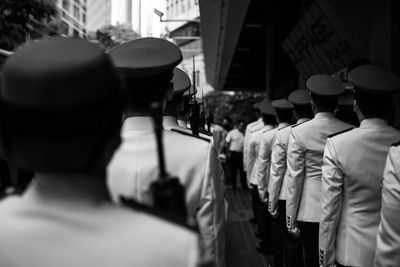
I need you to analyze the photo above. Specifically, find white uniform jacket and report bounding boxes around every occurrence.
[375,144,400,267]
[108,117,226,267]
[253,123,288,202]
[286,112,352,228]
[268,119,309,213]
[0,183,201,267]
[247,124,275,187]
[319,119,400,267]
[243,118,264,171]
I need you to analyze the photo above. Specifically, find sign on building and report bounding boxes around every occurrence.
[282,0,364,78]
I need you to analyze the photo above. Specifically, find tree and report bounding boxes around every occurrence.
[92,24,140,50]
[205,91,266,124]
[0,0,57,50]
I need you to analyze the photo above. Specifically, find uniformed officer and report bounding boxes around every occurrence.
[375,143,400,267]
[162,68,196,135]
[106,38,226,267]
[319,65,400,267]
[0,37,201,267]
[267,90,312,267]
[166,83,214,143]
[246,99,276,254]
[251,99,292,264]
[285,74,352,267]
[244,101,266,224]
[243,102,265,175]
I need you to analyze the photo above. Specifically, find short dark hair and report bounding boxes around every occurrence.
[354,90,392,119]
[311,93,337,112]
[125,70,173,112]
[262,114,276,125]
[294,104,313,119]
[275,108,293,123]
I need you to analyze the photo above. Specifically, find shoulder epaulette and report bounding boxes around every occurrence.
[328,127,354,138]
[262,127,275,134]
[250,127,262,134]
[391,140,400,147]
[170,128,210,143]
[120,197,198,233]
[291,120,309,128]
[278,124,292,131]
[199,130,213,137]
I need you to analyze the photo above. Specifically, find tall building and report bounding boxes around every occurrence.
[111,0,132,26]
[111,0,166,38]
[55,0,87,37]
[86,0,111,32]
[165,0,213,96]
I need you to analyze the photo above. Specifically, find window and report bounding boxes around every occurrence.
[181,0,185,13]
[188,0,191,9]
[62,0,69,11]
[61,22,69,35]
[82,13,86,24]
[195,0,198,5]
[195,71,200,87]
[73,5,79,19]
[175,0,178,15]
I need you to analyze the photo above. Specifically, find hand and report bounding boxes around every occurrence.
[287,226,300,238]
[269,208,278,218]
[258,191,263,200]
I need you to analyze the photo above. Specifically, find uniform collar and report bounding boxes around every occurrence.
[296,118,310,124]
[163,116,179,128]
[278,122,290,129]
[314,112,334,120]
[360,118,389,128]
[122,116,153,131]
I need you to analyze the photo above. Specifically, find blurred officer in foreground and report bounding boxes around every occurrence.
[253,99,293,264]
[319,65,400,267]
[268,90,311,267]
[286,74,352,267]
[375,142,400,267]
[0,38,201,267]
[107,38,226,267]
[247,99,276,254]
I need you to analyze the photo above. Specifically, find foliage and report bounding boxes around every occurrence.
[205,91,266,125]
[91,24,140,50]
[0,0,57,50]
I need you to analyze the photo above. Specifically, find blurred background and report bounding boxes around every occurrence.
[1,0,400,125]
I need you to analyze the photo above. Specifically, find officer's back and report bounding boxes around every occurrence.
[0,38,201,267]
[106,38,225,267]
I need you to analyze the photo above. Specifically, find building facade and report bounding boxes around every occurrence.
[165,0,214,96]
[86,0,111,32]
[55,0,87,37]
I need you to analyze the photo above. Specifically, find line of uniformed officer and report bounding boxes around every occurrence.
[243,65,400,267]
